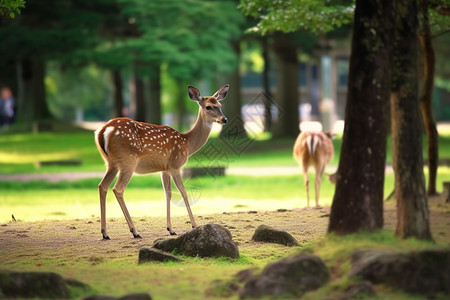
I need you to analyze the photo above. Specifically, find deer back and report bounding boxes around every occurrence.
[293,131,334,168]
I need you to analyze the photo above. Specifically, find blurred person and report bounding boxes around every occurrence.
[1,87,15,126]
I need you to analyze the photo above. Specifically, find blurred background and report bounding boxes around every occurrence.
[0,0,447,136]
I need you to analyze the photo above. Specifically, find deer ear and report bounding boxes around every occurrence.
[188,85,202,101]
[212,84,229,101]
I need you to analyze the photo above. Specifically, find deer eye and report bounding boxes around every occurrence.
[206,106,212,110]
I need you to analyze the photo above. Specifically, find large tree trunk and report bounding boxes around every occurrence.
[111,70,123,118]
[391,0,433,241]
[418,0,439,196]
[147,63,162,124]
[328,0,393,235]
[272,33,299,138]
[220,41,248,142]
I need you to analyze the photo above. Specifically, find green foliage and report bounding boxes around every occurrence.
[0,0,25,19]
[239,0,354,34]
[117,0,244,80]
[46,64,113,121]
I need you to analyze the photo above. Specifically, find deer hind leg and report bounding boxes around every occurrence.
[171,170,198,229]
[112,167,141,238]
[161,171,176,235]
[301,166,310,208]
[314,165,325,207]
[98,166,118,240]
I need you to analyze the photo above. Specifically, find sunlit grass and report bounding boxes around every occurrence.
[2,167,449,223]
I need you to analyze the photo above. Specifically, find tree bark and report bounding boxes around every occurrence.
[261,37,273,132]
[391,0,433,240]
[111,70,123,118]
[147,63,162,124]
[418,0,439,196]
[272,33,299,138]
[328,0,393,235]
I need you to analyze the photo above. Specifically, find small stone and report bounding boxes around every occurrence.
[138,247,181,263]
[251,225,299,247]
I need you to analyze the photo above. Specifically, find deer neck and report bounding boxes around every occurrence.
[183,111,213,156]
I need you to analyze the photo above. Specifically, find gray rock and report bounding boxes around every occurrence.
[84,294,152,300]
[351,248,450,295]
[338,281,375,300]
[138,247,181,263]
[240,254,329,298]
[119,293,152,300]
[251,225,299,246]
[0,270,70,298]
[153,223,239,259]
[84,296,116,300]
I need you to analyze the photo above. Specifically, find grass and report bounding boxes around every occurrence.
[1,129,450,174]
[1,166,449,223]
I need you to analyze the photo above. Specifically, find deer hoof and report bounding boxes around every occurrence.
[102,235,110,240]
[167,228,177,235]
[130,229,141,238]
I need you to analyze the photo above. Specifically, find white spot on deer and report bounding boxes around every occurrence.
[115,130,120,136]
[103,126,115,154]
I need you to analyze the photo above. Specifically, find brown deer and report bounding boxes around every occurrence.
[293,131,334,207]
[95,84,229,239]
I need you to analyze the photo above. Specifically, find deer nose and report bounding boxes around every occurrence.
[222,117,228,124]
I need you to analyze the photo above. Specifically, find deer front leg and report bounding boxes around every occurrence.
[171,170,198,229]
[161,171,176,235]
[98,166,118,240]
[112,168,141,238]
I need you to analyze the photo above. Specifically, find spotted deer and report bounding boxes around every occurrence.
[293,131,334,207]
[95,84,229,239]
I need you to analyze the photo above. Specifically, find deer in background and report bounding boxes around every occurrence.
[95,84,229,239]
[293,131,334,207]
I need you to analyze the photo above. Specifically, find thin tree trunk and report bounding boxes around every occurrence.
[32,58,51,122]
[111,70,123,118]
[134,73,145,122]
[272,33,299,138]
[328,0,393,234]
[220,41,248,141]
[418,0,439,196]
[147,63,162,124]
[391,0,433,241]
[261,37,272,132]
[176,79,187,130]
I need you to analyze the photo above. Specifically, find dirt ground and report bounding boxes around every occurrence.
[1,194,449,268]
